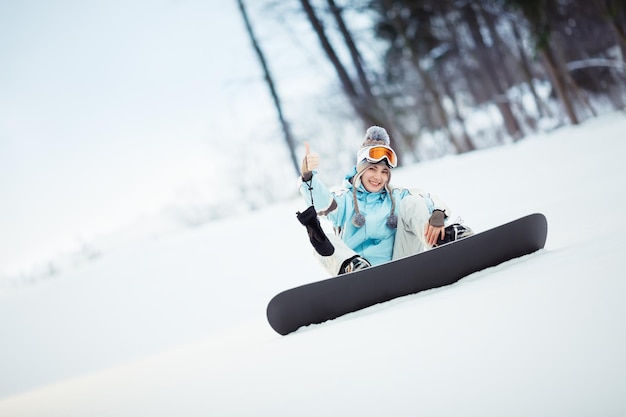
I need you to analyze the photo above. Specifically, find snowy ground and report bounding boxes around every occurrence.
[1,112,626,416]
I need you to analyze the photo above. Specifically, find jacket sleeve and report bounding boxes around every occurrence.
[406,188,451,219]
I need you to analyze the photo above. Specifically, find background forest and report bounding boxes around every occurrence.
[2,0,625,282]
[240,0,626,176]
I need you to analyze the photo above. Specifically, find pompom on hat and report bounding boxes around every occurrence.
[351,126,398,229]
[362,125,390,147]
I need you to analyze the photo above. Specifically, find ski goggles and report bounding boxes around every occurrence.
[357,145,398,168]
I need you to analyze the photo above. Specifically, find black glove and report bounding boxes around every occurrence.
[296,206,335,256]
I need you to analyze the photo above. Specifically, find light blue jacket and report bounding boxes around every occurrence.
[299,169,445,266]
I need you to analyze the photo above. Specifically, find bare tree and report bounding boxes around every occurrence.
[236,0,300,176]
[255,0,626,162]
[462,3,525,139]
[299,0,412,147]
[592,0,626,60]
[323,0,416,157]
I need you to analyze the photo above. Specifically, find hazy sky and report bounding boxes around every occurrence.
[0,0,301,274]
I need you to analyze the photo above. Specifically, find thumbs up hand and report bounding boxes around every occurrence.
[301,142,320,179]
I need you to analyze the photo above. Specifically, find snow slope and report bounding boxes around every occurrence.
[1,112,626,416]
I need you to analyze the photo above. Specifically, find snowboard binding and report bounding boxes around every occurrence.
[436,223,474,246]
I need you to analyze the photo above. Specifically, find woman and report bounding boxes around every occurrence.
[299,126,471,275]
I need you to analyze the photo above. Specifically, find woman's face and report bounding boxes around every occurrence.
[361,163,390,193]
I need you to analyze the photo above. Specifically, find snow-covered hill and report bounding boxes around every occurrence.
[1,112,625,416]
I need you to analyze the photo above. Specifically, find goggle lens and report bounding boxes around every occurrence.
[361,146,397,167]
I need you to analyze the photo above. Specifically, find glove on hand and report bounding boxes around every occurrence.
[296,205,335,257]
[428,210,446,227]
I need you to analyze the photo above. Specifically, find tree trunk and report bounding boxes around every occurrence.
[463,3,523,140]
[478,5,517,89]
[380,1,464,154]
[326,0,373,99]
[592,0,626,60]
[510,18,553,119]
[439,64,476,152]
[300,0,387,130]
[324,0,397,136]
[541,46,580,125]
[412,58,464,153]
[237,0,300,176]
[552,35,597,118]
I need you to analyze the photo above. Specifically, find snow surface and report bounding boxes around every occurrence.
[1,112,626,416]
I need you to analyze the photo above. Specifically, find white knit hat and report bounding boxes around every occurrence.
[351,126,398,229]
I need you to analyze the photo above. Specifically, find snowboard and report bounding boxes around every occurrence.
[267,213,548,335]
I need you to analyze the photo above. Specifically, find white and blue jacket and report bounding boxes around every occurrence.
[299,169,448,266]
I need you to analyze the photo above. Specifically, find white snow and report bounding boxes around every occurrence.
[1,112,626,416]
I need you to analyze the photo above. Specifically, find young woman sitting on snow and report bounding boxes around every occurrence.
[299,126,472,275]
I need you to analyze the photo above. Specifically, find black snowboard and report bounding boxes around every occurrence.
[267,213,548,335]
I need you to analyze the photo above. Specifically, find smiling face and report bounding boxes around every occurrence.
[360,163,390,193]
